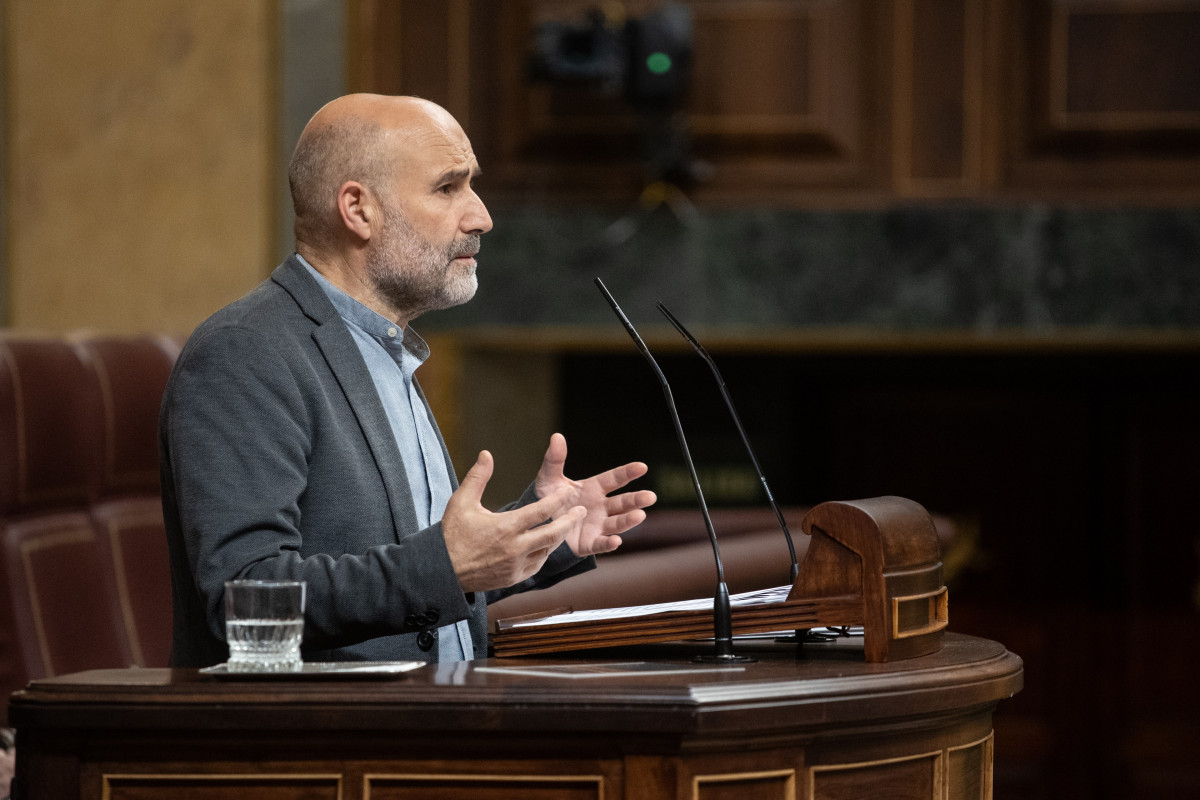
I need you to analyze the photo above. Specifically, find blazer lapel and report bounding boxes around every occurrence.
[273,257,421,542]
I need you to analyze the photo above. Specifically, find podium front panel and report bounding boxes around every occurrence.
[9,633,1022,800]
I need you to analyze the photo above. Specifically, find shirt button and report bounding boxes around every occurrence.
[387,327,398,338]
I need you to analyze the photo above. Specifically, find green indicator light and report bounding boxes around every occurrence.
[646,52,672,74]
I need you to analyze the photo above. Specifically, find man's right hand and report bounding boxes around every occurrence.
[442,450,586,593]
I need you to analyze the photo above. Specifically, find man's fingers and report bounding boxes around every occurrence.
[587,461,650,494]
[523,503,585,550]
[538,433,569,477]
[601,507,648,537]
[590,532,623,554]
[455,450,494,505]
[606,489,657,516]
[524,538,563,574]
[509,484,575,530]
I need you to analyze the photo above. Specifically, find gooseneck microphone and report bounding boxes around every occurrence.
[594,278,754,663]
[656,302,800,584]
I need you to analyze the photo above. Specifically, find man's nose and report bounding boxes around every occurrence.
[464,191,492,235]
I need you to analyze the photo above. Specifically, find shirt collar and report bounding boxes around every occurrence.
[297,254,430,361]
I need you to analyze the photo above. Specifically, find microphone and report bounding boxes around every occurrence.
[655,302,800,583]
[594,278,754,663]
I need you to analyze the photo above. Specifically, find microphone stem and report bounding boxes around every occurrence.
[657,303,800,583]
[658,382,726,586]
[717,373,799,579]
[594,279,742,660]
[661,382,735,657]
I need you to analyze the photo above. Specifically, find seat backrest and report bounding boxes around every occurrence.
[91,497,173,669]
[73,334,178,497]
[0,334,178,725]
[75,335,179,669]
[0,336,100,514]
[2,513,131,679]
[0,336,130,724]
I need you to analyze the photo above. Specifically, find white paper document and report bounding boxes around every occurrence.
[509,584,794,629]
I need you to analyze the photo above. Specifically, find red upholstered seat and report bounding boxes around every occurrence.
[2,514,131,679]
[90,497,173,670]
[73,334,178,497]
[0,337,118,724]
[0,334,178,725]
[76,335,179,669]
[0,337,99,514]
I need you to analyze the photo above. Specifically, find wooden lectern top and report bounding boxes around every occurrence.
[11,634,1019,735]
[493,496,948,661]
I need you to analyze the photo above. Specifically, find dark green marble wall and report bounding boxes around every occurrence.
[425,203,1200,331]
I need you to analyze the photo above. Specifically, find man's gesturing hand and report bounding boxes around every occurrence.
[443,449,586,593]
[535,433,657,557]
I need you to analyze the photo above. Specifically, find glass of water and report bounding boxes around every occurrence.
[224,579,306,672]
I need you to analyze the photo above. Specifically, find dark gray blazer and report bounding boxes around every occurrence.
[160,256,592,667]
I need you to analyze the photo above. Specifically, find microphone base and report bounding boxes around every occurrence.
[775,628,810,644]
[692,652,757,664]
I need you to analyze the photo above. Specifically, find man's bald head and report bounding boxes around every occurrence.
[288,94,460,250]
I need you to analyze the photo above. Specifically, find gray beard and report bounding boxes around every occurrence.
[366,208,479,321]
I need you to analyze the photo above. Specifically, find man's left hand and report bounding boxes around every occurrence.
[534,433,656,556]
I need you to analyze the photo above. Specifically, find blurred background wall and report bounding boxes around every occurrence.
[3,1,1200,798]
[3,0,274,333]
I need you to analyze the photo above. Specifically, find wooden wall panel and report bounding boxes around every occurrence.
[690,6,815,121]
[893,0,986,195]
[1000,0,1200,200]
[684,0,887,197]
[353,0,891,204]
[349,0,472,125]
[348,0,1200,206]
[1054,3,1200,126]
[495,0,890,201]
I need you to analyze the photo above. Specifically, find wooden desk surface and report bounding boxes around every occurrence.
[10,633,1023,800]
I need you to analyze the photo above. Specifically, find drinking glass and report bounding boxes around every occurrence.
[224,580,306,672]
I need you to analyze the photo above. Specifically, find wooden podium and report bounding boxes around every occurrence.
[494,496,949,661]
[10,633,1022,800]
[9,496,1020,800]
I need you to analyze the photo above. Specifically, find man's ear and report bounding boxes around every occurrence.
[335,181,375,242]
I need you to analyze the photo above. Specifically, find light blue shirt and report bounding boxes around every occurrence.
[300,256,472,661]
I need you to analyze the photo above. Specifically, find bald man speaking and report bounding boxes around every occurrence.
[160,95,655,667]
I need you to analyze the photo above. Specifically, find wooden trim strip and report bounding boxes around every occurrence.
[809,749,943,800]
[102,773,343,800]
[892,586,950,640]
[364,772,604,799]
[692,767,795,800]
